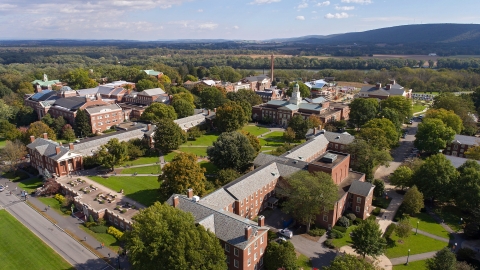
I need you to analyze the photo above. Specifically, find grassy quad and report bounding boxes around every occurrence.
[407,213,450,239]
[242,125,270,136]
[385,233,447,258]
[89,176,159,207]
[332,225,356,248]
[2,171,30,182]
[17,177,44,193]
[178,147,208,157]
[392,259,427,270]
[119,156,159,167]
[199,161,219,175]
[412,103,428,114]
[182,133,219,147]
[0,210,73,269]
[163,151,178,162]
[121,165,161,175]
[79,226,121,253]
[37,196,68,215]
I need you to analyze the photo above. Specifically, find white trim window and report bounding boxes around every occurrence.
[323,214,328,222]
[234,259,239,268]
[248,246,251,255]
[234,248,239,256]
[357,197,361,203]
[356,206,360,212]
[225,243,230,253]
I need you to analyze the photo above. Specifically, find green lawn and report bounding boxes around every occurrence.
[412,104,427,114]
[18,177,44,193]
[182,133,219,146]
[200,161,219,175]
[0,210,73,269]
[163,151,178,162]
[179,147,208,157]
[332,226,356,248]
[385,234,447,258]
[392,259,427,270]
[242,125,270,136]
[37,196,67,215]
[259,131,287,147]
[0,137,6,148]
[408,213,450,239]
[2,171,30,182]
[121,165,161,175]
[89,176,160,206]
[119,156,159,167]
[79,226,121,253]
[434,205,465,232]
[296,254,312,269]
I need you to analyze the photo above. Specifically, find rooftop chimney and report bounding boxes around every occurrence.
[69,143,74,150]
[147,124,152,131]
[258,215,265,227]
[376,83,382,89]
[386,84,391,90]
[270,54,274,84]
[59,142,63,146]
[245,226,252,240]
[30,136,35,143]
[173,196,179,208]
[214,108,217,113]
[187,188,193,199]
[207,109,210,116]
[43,133,48,139]
[55,146,61,155]
[390,79,396,85]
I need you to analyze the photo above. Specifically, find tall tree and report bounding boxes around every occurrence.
[61,124,76,141]
[414,118,455,154]
[53,116,67,135]
[425,108,463,134]
[124,202,226,270]
[403,186,424,216]
[41,113,55,127]
[15,105,37,127]
[95,138,129,170]
[378,107,401,131]
[278,171,338,232]
[172,99,194,119]
[455,160,480,210]
[357,128,390,150]
[288,114,309,140]
[389,166,413,190]
[432,93,477,135]
[380,96,412,122]
[283,127,296,143]
[0,99,13,122]
[135,78,161,91]
[426,247,457,270]
[0,120,22,141]
[200,87,225,110]
[0,140,27,172]
[307,114,322,129]
[323,254,378,270]
[214,101,247,132]
[226,89,263,106]
[63,68,98,90]
[347,139,392,180]
[264,241,298,270]
[74,109,92,137]
[207,131,256,172]
[351,218,386,258]
[215,169,240,187]
[159,153,207,201]
[395,218,413,239]
[25,121,57,142]
[464,144,480,160]
[373,179,385,198]
[362,118,399,148]
[349,98,379,128]
[414,154,459,202]
[241,131,261,154]
[140,103,177,123]
[153,119,186,153]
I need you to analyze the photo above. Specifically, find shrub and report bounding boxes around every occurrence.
[324,239,335,249]
[372,207,381,216]
[384,223,397,239]
[337,216,350,228]
[64,210,72,215]
[464,223,480,239]
[308,228,326,237]
[457,248,475,262]
[268,230,277,241]
[333,226,347,233]
[346,213,357,221]
[90,225,108,233]
[84,221,96,228]
[54,194,66,205]
[330,229,344,239]
[367,215,376,221]
[354,218,363,225]
[97,218,106,226]
[107,226,124,240]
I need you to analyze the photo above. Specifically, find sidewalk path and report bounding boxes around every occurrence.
[339,245,392,270]
[390,251,437,265]
[413,228,449,243]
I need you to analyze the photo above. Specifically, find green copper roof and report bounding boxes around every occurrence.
[32,79,60,86]
[144,70,162,76]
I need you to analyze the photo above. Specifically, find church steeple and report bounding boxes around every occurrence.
[290,83,301,105]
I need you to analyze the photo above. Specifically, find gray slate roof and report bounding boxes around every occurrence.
[360,83,406,96]
[323,131,355,145]
[53,97,87,110]
[26,138,77,161]
[167,195,268,249]
[139,88,165,96]
[244,75,270,82]
[348,180,374,197]
[284,134,329,161]
[199,189,236,211]
[445,155,480,168]
[85,104,122,115]
[452,134,479,146]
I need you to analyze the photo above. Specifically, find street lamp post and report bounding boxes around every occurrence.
[406,249,410,265]
[416,221,419,235]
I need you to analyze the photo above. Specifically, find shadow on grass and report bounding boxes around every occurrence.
[127,189,160,207]
[386,237,397,249]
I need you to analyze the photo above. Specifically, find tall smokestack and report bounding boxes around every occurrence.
[270,54,274,84]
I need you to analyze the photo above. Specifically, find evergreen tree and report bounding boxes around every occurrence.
[74,109,92,137]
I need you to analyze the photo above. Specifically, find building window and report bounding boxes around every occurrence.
[323,214,328,222]
[260,247,264,254]
[241,210,244,216]
[241,200,244,206]
[260,257,264,266]
[248,258,251,266]
[261,236,264,244]
[226,256,230,264]
[225,243,230,252]
[254,253,257,261]
[335,144,338,149]
[234,248,239,256]
[454,144,458,150]
[357,197,361,203]
[356,206,360,212]
[234,259,239,268]
[248,246,251,255]
[254,241,258,249]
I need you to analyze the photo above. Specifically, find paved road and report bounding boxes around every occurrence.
[0,188,113,270]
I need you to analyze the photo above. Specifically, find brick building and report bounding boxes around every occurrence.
[31,74,63,92]
[26,134,83,177]
[85,104,124,133]
[168,191,269,270]
[444,134,479,158]
[47,95,111,128]
[122,88,169,106]
[242,75,271,91]
[359,80,412,100]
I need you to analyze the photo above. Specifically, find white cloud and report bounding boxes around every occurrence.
[335,6,354,10]
[197,23,218,30]
[341,0,372,4]
[316,1,330,7]
[312,10,317,13]
[249,0,281,5]
[297,2,308,9]
[362,16,412,22]
[324,12,349,19]
[197,9,203,12]
[296,15,305,20]
[233,25,240,29]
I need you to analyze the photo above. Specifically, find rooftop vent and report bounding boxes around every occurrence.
[271,172,276,176]
[321,153,338,163]
[192,196,200,202]
[298,156,303,160]
[335,136,340,140]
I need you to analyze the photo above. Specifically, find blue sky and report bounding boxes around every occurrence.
[0,0,479,40]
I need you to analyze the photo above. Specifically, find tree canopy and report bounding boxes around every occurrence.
[362,118,399,147]
[403,186,424,216]
[351,218,386,258]
[389,166,413,190]
[347,139,392,180]
[226,89,263,106]
[455,160,480,210]
[63,68,98,90]
[426,247,457,270]
[425,108,463,134]
[95,138,129,170]
[323,254,379,270]
[140,103,177,123]
[264,241,298,270]
[288,115,310,140]
[278,170,338,232]
[414,118,455,154]
[357,127,390,150]
[172,99,194,119]
[159,152,207,201]
[124,202,226,270]
[199,87,225,110]
[153,119,186,153]
[74,109,92,137]
[207,131,256,172]
[286,82,310,98]
[349,98,379,128]
[380,96,412,122]
[215,101,248,132]
[25,121,57,142]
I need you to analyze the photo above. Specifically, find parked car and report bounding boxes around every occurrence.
[408,120,413,124]
[275,237,287,243]
[401,133,407,139]
[278,228,293,239]
[0,185,4,192]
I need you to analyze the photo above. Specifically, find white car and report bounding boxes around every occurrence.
[278,228,293,239]
[0,185,4,192]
